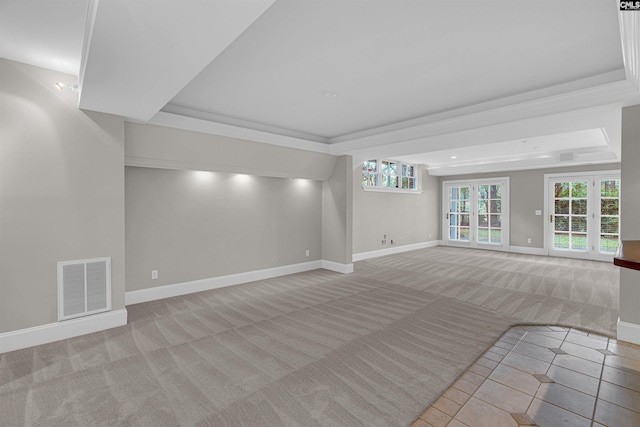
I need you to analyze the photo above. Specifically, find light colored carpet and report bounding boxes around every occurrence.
[0,247,619,426]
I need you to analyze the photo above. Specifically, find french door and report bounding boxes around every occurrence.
[546,173,620,261]
[443,179,509,251]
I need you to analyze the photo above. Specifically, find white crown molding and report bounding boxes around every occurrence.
[162,104,329,143]
[0,309,128,354]
[139,13,640,168]
[619,8,640,92]
[124,155,333,181]
[147,111,330,155]
[329,78,639,156]
[77,0,99,100]
[349,104,624,170]
[148,78,639,167]
[331,70,626,145]
[427,156,619,177]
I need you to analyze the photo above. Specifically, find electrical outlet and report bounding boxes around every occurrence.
[527,238,532,244]
[390,239,394,244]
[305,249,310,257]
[151,270,158,280]
[381,239,386,245]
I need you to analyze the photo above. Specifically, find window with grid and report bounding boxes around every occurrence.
[477,184,502,245]
[362,159,418,192]
[599,179,620,253]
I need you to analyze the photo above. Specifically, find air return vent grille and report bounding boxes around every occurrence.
[57,257,111,321]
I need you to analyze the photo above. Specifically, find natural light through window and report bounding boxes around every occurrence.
[546,171,620,261]
[362,159,419,192]
[600,179,620,253]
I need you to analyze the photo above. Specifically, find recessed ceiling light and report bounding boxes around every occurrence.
[324,91,337,98]
[450,156,457,159]
[55,82,78,91]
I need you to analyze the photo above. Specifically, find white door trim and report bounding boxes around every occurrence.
[442,177,510,251]
[543,170,621,260]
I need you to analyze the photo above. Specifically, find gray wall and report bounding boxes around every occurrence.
[620,105,640,326]
[352,167,440,254]
[322,156,353,264]
[125,122,337,181]
[0,59,125,333]
[441,163,621,248]
[125,167,323,291]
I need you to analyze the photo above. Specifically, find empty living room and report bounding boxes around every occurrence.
[1,1,640,426]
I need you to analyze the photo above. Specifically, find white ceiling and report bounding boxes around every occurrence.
[169,0,624,139]
[0,0,88,76]
[394,128,616,176]
[2,0,639,176]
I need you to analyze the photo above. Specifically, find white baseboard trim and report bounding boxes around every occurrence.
[509,246,547,256]
[321,260,354,274]
[352,240,441,262]
[617,318,640,345]
[0,309,128,354]
[125,260,324,305]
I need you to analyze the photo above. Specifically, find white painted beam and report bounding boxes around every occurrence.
[79,0,275,121]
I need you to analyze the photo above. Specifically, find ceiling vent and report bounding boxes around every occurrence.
[57,257,111,321]
[559,152,575,162]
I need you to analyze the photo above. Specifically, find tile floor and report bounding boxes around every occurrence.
[413,326,640,427]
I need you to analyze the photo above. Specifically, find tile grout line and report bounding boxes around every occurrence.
[520,327,556,426]
[458,327,541,426]
[421,326,634,427]
[543,328,602,424]
[589,336,609,427]
[432,328,518,426]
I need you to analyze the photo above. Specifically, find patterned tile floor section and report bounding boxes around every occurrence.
[413,326,640,427]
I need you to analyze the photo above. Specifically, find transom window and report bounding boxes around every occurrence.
[362,159,418,191]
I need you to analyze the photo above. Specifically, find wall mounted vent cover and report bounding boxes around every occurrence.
[559,152,575,162]
[57,257,111,321]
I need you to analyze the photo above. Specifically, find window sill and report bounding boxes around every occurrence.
[362,186,423,194]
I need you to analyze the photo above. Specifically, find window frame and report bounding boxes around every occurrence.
[543,170,621,261]
[361,159,422,194]
[442,177,510,252]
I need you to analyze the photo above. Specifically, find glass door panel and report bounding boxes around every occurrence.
[447,185,471,243]
[598,178,621,255]
[444,179,509,250]
[478,184,502,245]
[547,173,620,261]
[551,180,588,253]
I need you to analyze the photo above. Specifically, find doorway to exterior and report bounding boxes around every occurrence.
[442,178,510,251]
[545,171,621,261]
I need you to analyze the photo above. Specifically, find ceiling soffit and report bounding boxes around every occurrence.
[78,0,276,121]
[68,2,640,174]
[167,0,626,139]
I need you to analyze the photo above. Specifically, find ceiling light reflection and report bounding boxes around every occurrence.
[234,174,252,183]
[294,178,310,187]
[193,170,215,182]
